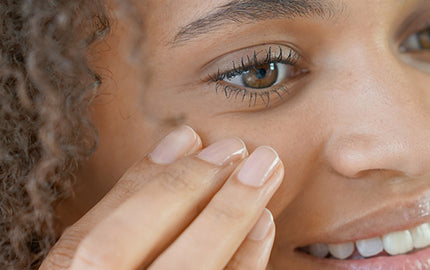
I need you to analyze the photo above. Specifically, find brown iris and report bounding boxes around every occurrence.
[242,63,278,89]
[418,29,430,49]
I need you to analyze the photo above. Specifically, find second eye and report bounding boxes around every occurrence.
[223,62,301,89]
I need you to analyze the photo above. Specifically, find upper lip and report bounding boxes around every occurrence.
[299,188,430,247]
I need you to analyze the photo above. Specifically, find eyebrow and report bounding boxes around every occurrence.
[172,0,344,46]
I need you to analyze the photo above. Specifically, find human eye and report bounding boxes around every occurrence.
[401,25,430,52]
[204,45,309,108]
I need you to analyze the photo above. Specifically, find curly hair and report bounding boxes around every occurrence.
[0,0,110,269]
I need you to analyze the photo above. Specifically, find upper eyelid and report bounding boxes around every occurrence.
[218,48,292,77]
[205,46,301,82]
[395,9,430,44]
[201,44,300,72]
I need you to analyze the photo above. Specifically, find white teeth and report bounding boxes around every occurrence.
[382,230,414,256]
[304,222,430,260]
[328,242,355,260]
[309,243,329,258]
[356,237,383,258]
[411,223,430,249]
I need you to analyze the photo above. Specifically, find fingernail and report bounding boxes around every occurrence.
[249,209,274,241]
[150,126,199,165]
[237,146,280,187]
[197,138,247,166]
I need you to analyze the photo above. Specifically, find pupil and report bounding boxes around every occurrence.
[255,68,267,79]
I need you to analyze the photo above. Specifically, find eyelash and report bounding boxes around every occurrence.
[207,46,301,108]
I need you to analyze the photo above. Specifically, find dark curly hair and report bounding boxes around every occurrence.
[0,0,110,269]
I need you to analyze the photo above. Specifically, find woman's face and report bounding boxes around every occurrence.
[66,0,430,268]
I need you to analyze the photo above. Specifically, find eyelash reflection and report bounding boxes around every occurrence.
[207,46,302,108]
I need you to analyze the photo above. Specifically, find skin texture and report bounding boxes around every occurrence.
[53,0,430,269]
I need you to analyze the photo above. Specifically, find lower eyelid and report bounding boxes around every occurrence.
[214,79,294,109]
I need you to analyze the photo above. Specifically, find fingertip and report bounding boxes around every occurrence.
[183,125,203,155]
[248,209,275,241]
[149,125,202,165]
[196,137,248,166]
[237,146,281,188]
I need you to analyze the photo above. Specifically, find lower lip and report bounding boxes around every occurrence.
[305,246,430,270]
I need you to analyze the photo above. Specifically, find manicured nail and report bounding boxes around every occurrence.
[197,138,247,166]
[150,126,199,165]
[248,209,274,241]
[237,146,280,187]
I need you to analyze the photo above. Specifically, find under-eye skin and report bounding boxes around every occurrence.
[205,45,308,108]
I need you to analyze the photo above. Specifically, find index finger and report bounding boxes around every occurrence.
[69,136,248,270]
[41,126,203,269]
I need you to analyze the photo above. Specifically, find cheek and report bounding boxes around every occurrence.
[174,108,325,218]
[141,73,334,216]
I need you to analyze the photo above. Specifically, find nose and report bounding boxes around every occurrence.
[324,52,430,179]
[326,130,430,178]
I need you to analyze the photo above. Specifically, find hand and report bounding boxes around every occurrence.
[40,126,284,270]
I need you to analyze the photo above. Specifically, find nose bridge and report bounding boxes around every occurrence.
[324,46,430,178]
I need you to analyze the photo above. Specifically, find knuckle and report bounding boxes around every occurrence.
[41,227,84,270]
[41,249,73,270]
[113,178,142,200]
[40,257,70,270]
[60,226,85,243]
[207,199,246,221]
[72,238,118,270]
[154,164,198,193]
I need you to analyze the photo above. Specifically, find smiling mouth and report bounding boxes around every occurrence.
[299,222,430,260]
